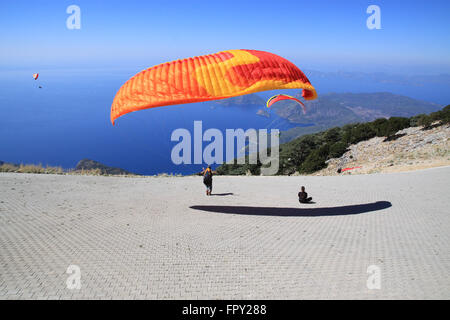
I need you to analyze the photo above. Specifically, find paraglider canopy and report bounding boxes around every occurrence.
[110,49,317,124]
[338,166,362,173]
[32,73,39,80]
[266,94,306,114]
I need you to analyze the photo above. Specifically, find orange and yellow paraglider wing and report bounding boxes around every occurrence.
[111,49,317,124]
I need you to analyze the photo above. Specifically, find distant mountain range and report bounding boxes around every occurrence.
[304,70,450,87]
[212,94,265,107]
[275,92,441,125]
[212,92,442,142]
[278,92,442,142]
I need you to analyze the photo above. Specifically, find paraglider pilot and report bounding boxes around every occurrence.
[201,166,213,196]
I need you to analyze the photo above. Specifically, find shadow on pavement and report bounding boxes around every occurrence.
[190,201,392,217]
[210,193,234,196]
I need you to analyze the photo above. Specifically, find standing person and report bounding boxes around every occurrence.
[298,186,313,203]
[201,166,213,196]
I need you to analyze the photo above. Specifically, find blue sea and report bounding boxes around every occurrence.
[1,68,449,175]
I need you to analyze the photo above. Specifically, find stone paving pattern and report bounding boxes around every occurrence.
[0,167,449,299]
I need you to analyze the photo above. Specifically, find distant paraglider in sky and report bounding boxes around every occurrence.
[266,94,306,114]
[32,73,42,88]
[110,49,317,124]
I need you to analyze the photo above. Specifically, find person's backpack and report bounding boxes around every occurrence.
[203,169,212,184]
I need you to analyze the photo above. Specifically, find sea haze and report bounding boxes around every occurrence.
[0,68,448,175]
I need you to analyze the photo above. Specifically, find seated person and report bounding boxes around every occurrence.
[298,186,313,203]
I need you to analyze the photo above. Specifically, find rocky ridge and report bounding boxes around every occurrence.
[315,124,450,175]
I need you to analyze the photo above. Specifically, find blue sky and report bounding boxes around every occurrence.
[1,0,450,74]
